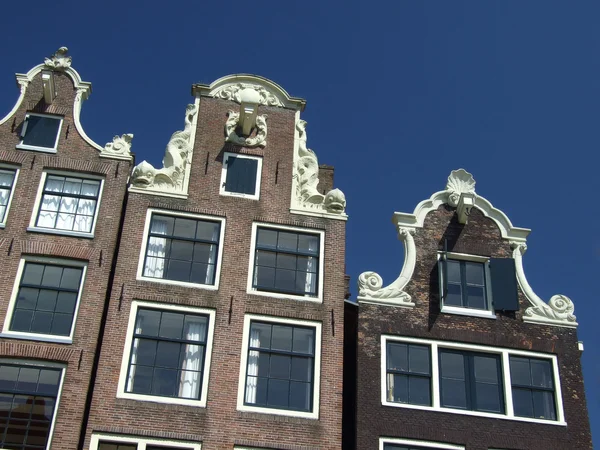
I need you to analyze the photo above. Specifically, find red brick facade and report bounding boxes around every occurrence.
[0,63,131,450]
[354,205,593,450]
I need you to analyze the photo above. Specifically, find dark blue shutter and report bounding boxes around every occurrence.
[489,258,519,311]
[225,156,258,195]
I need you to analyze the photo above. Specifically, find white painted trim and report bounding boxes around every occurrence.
[379,436,465,450]
[381,335,566,426]
[236,314,322,419]
[16,112,63,153]
[90,433,202,450]
[220,152,263,201]
[246,222,325,303]
[27,171,104,238]
[2,256,87,343]
[0,359,66,450]
[116,300,216,408]
[136,208,226,291]
[0,164,20,226]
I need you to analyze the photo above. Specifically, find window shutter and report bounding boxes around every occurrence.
[489,258,519,311]
[225,156,258,195]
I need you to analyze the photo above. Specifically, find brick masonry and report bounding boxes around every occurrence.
[0,69,131,450]
[354,206,593,450]
[82,96,347,449]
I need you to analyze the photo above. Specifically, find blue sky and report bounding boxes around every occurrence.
[1,0,598,444]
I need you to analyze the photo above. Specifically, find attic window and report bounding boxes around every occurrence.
[17,113,63,153]
[438,252,520,318]
[220,152,262,200]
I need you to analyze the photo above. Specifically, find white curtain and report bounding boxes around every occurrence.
[144,218,169,278]
[245,329,261,404]
[387,373,395,401]
[37,177,63,228]
[178,319,206,399]
[203,225,220,284]
[0,171,14,222]
[126,316,144,392]
[55,178,81,231]
[304,239,319,295]
[72,181,99,232]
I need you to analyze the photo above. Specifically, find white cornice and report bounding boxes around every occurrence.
[192,74,306,111]
[358,169,577,328]
[0,47,133,161]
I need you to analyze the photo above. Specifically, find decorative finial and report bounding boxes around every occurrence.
[44,47,72,70]
[446,169,476,207]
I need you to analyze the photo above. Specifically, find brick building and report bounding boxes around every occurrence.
[79,74,348,450]
[351,169,592,449]
[0,48,132,449]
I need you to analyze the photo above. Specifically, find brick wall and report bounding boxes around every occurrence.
[0,69,130,449]
[83,96,347,449]
[355,206,592,450]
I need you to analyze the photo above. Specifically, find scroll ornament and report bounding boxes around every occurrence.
[101,134,134,158]
[131,104,198,192]
[225,111,267,147]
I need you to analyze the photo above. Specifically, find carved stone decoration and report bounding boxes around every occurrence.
[446,168,476,207]
[212,83,284,107]
[511,242,578,327]
[100,134,134,159]
[225,111,267,147]
[357,227,416,307]
[291,119,346,218]
[44,47,72,70]
[131,104,198,194]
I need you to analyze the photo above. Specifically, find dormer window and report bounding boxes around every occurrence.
[220,152,262,200]
[17,113,63,153]
[438,252,520,318]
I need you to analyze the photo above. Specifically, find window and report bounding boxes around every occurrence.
[249,224,323,300]
[237,315,321,419]
[380,438,464,450]
[138,210,225,289]
[381,336,565,425]
[439,350,503,413]
[3,259,86,342]
[16,114,63,153]
[90,434,201,450]
[220,152,262,199]
[0,167,18,226]
[510,356,556,420]
[438,252,520,317]
[117,302,215,407]
[0,362,64,450]
[386,342,431,406]
[30,173,103,236]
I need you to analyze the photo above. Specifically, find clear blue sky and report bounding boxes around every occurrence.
[1,0,598,444]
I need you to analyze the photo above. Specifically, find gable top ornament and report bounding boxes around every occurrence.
[44,47,72,70]
[357,168,577,328]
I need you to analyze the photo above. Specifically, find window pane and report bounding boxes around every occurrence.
[473,354,500,384]
[533,390,556,420]
[465,261,485,285]
[270,355,291,379]
[298,234,319,254]
[391,374,408,403]
[22,264,44,285]
[173,218,197,239]
[440,351,465,379]
[159,312,184,340]
[289,381,310,411]
[441,378,467,409]
[257,229,278,248]
[250,323,271,349]
[475,382,503,413]
[409,376,431,406]
[445,283,462,306]
[60,267,82,290]
[0,366,18,391]
[277,232,298,251]
[267,379,289,408]
[22,115,61,148]
[446,260,461,283]
[277,253,296,270]
[155,341,181,369]
[195,221,219,241]
[466,286,486,309]
[151,215,174,235]
[292,328,314,355]
[271,325,293,351]
[512,387,534,417]
[137,309,161,337]
[409,345,430,375]
[510,357,532,386]
[290,357,312,382]
[170,240,194,261]
[530,359,553,388]
[387,343,408,372]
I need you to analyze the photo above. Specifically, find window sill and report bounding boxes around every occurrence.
[26,227,95,239]
[220,191,260,201]
[16,144,57,154]
[116,391,206,408]
[382,401,566,426]
[237,404,318,420]
[441,305,496,319]
[0,223,5,229]
[0,331,73,345]
[136,275,219,291]
[247,289,322,303]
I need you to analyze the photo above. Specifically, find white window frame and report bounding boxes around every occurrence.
[27,170,105,239]
[438,251,495,319]
[1,256,87,344]
[247,222,325,302]
[381,335,566,426]
[90,433,201,450]
[236,314,322,419]
[116,300,216,407]
[0,164,19,228]
[0,359,66,450]
[380,437,465,450]
[220,152,263,200]
[16,112,64,153]
[137,208,226,290]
